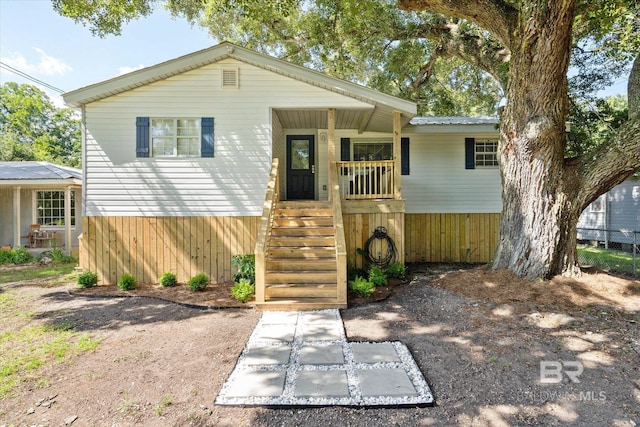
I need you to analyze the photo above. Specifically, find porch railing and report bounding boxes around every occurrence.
[254,158,280,304]
[336,160,395,200]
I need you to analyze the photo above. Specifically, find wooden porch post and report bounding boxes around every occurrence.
[13,187,21,248]
[65,186,72,254]
[327,108,336,201]
[393,111,402,200]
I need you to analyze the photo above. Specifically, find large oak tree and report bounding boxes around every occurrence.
[400,0,640,278]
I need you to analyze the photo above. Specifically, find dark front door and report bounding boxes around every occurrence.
[286,135,315,200]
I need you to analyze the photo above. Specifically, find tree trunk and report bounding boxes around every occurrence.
[492,1,580,278]
[399,0,640,279]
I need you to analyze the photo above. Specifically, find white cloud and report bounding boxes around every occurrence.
[118,64,144,75]
[1,48,72,76]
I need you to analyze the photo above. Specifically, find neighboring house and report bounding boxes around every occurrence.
[0,161,82,253]
[63,42,501,309]
[577,179,640,249]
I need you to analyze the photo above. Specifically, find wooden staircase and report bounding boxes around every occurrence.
[255,201,347,310]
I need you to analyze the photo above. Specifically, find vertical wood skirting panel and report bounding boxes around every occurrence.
[343,212,405,269]
[79,216,259,285]
[405,213,500,263]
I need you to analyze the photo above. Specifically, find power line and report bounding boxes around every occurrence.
[0,62,65,93]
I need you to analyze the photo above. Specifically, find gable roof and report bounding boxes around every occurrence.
[0,161,82,183]
[62,42,417,120]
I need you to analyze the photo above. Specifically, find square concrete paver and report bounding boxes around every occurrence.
[224,370,287,397]
[261,311,299,324]
[299,344,344,365]
[351,342,401,363]
[357,368,418,397]
[243,346,291,365]
[299,323,343,341]
[300,311,340,323]
[295,370,350,398]
[252,323,296,342]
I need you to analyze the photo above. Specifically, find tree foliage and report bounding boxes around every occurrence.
[0,82,81,167]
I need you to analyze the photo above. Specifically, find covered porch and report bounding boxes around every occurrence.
[255,105,412,310]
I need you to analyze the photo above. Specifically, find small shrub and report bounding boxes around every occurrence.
[231,278,255,303]
[385,262,406,279]
[118,273,137,291]
[350,275,375,298]
[368,265,387,286]
[159,271,177,287]
[77,271,98,288]
[8,247,34,265]
[231,254,255,284]
[47,247,76,264]
[187,273,209,292]
[0,248,12,265]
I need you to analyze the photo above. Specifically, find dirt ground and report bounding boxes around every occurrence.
[1,264,639,426]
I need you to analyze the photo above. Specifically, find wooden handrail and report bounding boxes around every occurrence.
[330,163,348,304]
[336,160,395,200]
[255,158,280,303]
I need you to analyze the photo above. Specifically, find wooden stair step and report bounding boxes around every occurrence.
[256,298,347,311]
[265,271,337,284]
[266,258,336,271]
[275,208,333,217]
[269,247,336,258]
[277,201,331,209]
[273,217,334,227]
[270,236,335,247]
[265,284,337,298]
[270,226,334,237]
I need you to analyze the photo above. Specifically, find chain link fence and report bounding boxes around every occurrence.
[577,228,638,276]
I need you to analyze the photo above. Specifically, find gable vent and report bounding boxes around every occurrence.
[221,68,239,89]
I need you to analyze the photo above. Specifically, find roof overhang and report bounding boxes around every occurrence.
[63,42,417,133]
[0,179,82,187]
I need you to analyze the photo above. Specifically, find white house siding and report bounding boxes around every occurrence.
[577,180,640,243]
[271,111,286,196]
[402,131,502,213]
[83,59,373,217]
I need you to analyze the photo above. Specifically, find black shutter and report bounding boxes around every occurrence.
[340,138,350,161]
[136,117,150,158]
[465,137,475,169]
[401,137,410,175]
[201,117,214,157]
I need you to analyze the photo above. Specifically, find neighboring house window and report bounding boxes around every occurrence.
[36,190,75,226]
[151,118,200,157]
[590,195,606,212]
[353,141,393,161]
[474,139,499,167]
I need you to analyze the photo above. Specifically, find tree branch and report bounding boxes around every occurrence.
[398,0,517,47]
[577,53,640,208]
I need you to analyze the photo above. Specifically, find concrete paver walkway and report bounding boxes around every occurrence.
[215,309,434,407]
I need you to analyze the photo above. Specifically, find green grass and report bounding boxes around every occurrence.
[0,264,76,285]
[577,244,637,274]
[0,289,101,398]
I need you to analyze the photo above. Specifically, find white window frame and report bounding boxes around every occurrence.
[590,195,606,212]
[35,190,76,227]
[150,118,200,158]
[352,139,393,161]
[475,139,499,167]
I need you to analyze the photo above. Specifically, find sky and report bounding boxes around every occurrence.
[0,0,631,110]
[0,0,214,107]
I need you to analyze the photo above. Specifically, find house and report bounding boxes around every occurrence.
[0,161,82,254]
[577,179,640,250]
[63,42,501,309]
